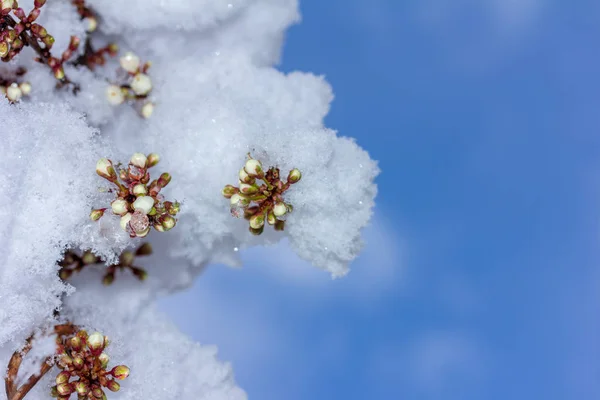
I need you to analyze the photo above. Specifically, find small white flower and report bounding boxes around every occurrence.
[130,152,147,168]
[119,52,140,73]
[132,196,154,215]
[106,85,124,106]
[273,202,287,217]
[131,73,152,96]
[141,102,154,118]
[244,158,262,176]
[111,199,128,215]
[120,213,132,231]
[6,83,22,102]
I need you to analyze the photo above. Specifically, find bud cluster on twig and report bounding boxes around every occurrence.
[59,242,152,285]
[91,153,180,238]
[106,51,154,118]
[222,154,302,235]
[51,329,130,399]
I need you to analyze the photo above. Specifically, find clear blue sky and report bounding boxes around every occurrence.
[162,1,600,399]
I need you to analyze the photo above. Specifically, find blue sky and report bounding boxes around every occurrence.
[161,1,600,399]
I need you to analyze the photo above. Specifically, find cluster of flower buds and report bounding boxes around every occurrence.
[222,154,301,235]
[59,243,151,285]
[46,35,80,81]
[1,79,30,102]
[91,153,180,238]
[51,329,130,400]
[106,52,154,118]
[0,0,52,62]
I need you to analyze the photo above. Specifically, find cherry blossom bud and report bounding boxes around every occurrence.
[69,336,83,351]
[161,215,176,231]
[132,183,147,196]
[287,168,302,183]
[130,152,147,168]
[96,158,117,181]
[106,380,120,392]
[111,199,128,215]
[146,153,160,167]
[0,42,8,58]
[56,371,70,385]
[90,209,105,221]
[249,213,265,229]
[157,172,171,188]
[273,202,287,217]
[56,383,72,396]
[244,158,262,176]
[131,73,152,95]
[74,381,90,396]
[1,0,14,10]
[132,196,154,214]
[136,226,150,238]
[34,0,46,7]
[239,168,253,183]
[222,185,238,198]
[19,82,31,95]
[141,101,154,118]
[87,332,105,354]
[120,213,132,231]
[267,211,276,225]
[98,353,110,369]
[6,83,22,102]
[54,67,65,80]
[111,365,130,380]
[106,84,124,105]
[239,183,259,195]
[91,387,105,399]
[82,251,97,264]
[119,52,140,73]
[72,356,84,369]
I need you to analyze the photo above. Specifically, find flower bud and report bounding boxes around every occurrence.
[136,242,153,255]
[56,371,70,385]
[249,225,264,235]
[222,185,238,198]
[131,73,152,95]
[102,273,115,286]
[120,52,140,73]
[274,219,285,231]
[287,168,301,183]
[19,82,31,95]
[131,266,148,280]
[91,387,105,399]
[136,226,150,237]
[82,251,97,265]
[132,183,147,196]
[70,336,83,351]
[230,193,243,206]
[85,16,97,32]
[111,365,130,380]
[157,172,171,188]
[249,213,265,229]
[146,153,160,167]
[120,251,134,266]
[273,202,287,217]
[75,380,90,396]
[96,158,117,181]
[141,101,154,118]
[106,84,124,106]
[244,158,262,176]
[239,168,253,183]
[161,215,176,231]
[53,66,65,80]
[130,152,147,168]
[1,0,14,10]
[99,352,110,369]
[111,199,129,215]
[56,383,73,396]
[0,42,8,58]
[87,332,105,354]
[6,83,22,102]
[34,0,46,8]
[239,183,259,195]
[153,223,164,232]
[120,213,132,231]
[106,380,120,392]
[132,196,154,214]
[90,208,105,221]
[72,356,84,369]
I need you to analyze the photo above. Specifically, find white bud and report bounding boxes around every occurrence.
[111,199,128,215]
[239,168,250,182]
[141,102,154,119]
[130,152,147,168]
[86,16,97,33]
[230,193,242,206]
[132,184,147,196]
[120,213,132,231]
[273,202,287,217]
[132,196,154,215]
[119,52,140,73]
[1,0,14,10]
[136,227,150,238]
[87,332,105,352]
[106,85,124,105]
[244,158,262,176]
[6,83,22,102]
[18,82,31,96]
[96,158,116,180]
[131,73,152,95]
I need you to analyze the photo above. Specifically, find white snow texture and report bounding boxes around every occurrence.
[0,0,378,399]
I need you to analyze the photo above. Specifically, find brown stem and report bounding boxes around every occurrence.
[5,324,77,400]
